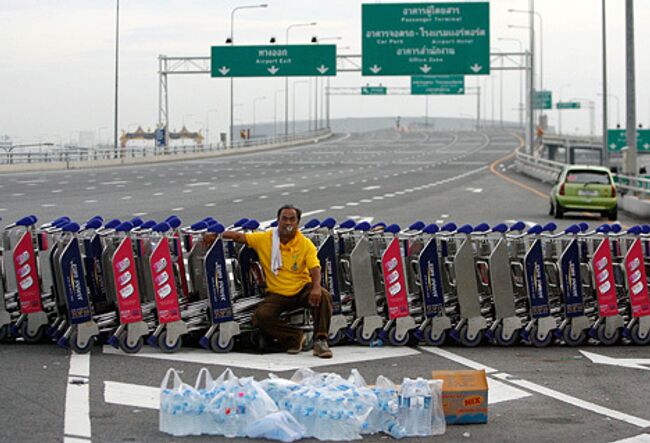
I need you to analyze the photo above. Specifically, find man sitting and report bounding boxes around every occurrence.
[222,204,333,358]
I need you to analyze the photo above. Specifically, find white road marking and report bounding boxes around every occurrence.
[580,350,650,371]
[133,212,147,216]
[492,373,650,428]
[105,381,159,410]
[609,435,650,443]
[419,347,497,373]
[64,353,91,442]
[233,199,243,203]
[84,200,97,204]
[186,182,211,187]
[281,192,290,196]
[51,189,63,193]
[121,196,132,200]
[41,203,56,207]
[153,192,164,196]
[102,345,419,372]
[275,183,295,188]
[330,205,345,210]
[0,208,6,212]
[171,207,184,211]
[360,199,373,203]
[204,203,216,207]
[302,209,325,217]
[100,180,128,185]
[259,195,268,199]
[363,185,381,191]
[12,193,24,197]
[346,202,359,206]
[183,189,192,193]
[86,187,96,191]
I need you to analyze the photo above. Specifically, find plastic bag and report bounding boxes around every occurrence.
[207,373,279,438]
[398,377,446,437]
[159,368,203,436]
[245,410,306,442]
[260,374,301,407]
[367,375,401,436]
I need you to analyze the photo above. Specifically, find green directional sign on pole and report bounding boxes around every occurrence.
[607,129,650,152]
[411,75,465,95]
[361,86,387,95]
[533,91,552,110]
[211,44,336,78]
[362,2,490,76]
[556,101,581,109]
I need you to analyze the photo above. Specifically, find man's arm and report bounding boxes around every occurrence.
[308,266,322,306]
[222,230,247,244]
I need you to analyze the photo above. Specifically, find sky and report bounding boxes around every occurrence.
[1,0,649,145]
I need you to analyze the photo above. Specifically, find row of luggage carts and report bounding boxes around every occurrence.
[1,214,649,355]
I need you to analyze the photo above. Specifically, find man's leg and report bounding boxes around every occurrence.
[297,286,333,340]
[252,293,303,350]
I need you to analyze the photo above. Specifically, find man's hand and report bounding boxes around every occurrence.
[308,286,321,306]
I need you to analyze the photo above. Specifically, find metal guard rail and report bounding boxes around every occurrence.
[0,129,331,165]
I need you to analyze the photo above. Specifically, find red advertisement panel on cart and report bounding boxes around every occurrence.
[112,237,143,324]
[13,232,43,314]
[625,239,650,318]
[150,237,181,324]
[381,238,409,319]
[592,238,619,317]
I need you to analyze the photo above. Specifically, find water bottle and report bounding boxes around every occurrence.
[384,418,407,439]
[412,378,433,436]
[398,379,414,436]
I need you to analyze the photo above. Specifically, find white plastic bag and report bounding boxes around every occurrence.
[159,368,203,436]
[399,377,446,437]
[428,379,446,436]
[245,410,306,442]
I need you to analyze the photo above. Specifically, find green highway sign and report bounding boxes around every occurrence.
[411,75,465,95]
[533,91,552,110]
[556,101,581,109]
[211,44,336,78]
[362,2,490,76]
[607,129,650,153]
[361,86,387,95]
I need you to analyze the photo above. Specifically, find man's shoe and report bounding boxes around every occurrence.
[287,334,306,354]
[312,339,333,358]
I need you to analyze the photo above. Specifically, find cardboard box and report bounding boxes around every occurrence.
[431,369,488,424]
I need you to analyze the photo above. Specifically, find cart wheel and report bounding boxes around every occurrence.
[494,324,519,346]
[458,324,482,347]
[387,327,410,346]
[596,324,620,345]
[422,324,446,346]
[0,324,13,343]
[528,325,553,347]
[354,327,378,346]
[209,331,235,353]
[118,332,144,354]
[328,329,347,346]
[20,322,46,344]
[561,324,587,346]
[158,330,182,353]
[70,331,94,354]
[628,323,650,345]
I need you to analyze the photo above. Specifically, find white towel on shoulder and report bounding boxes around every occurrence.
[271,227,282,275]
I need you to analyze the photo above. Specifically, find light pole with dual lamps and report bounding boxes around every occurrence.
[252,96,267,138]
[497,37,524,127]
[292,80,309,134]
[229,4,268,148]
[557,83,571,134]
[597,93,620,128]
[273,89,285,136]
[284,22,317,137]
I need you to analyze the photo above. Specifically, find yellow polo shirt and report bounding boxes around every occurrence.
[245,229,320,296]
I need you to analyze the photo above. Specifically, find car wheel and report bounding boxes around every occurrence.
[554,201,564,219]
[548,201,555,216]
[608,209,617,221]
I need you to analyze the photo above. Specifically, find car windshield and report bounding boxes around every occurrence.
[565,170,610,185]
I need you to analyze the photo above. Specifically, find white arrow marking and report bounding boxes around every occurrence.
[267,65,279,75]
[580,350,650,371]
[458,87,464,93]
[643,143,650,150]
[369,64,382,74]
[218,66,230,76]
[316,64,329,74]
[420,64,432,73]
[610,143,617,149]
[103,345,418,371]
[470,63,483,73]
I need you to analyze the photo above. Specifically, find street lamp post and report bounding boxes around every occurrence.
[508,20,535,152]
[113,0,120,159]
[598,93,620,128]
[229,4,268,148]
[252,96,266,138]
[498,37,524,127]
[572,98,596,136]
[292,80,309,134]
[285,22,317,136]
[205,109,218,147]
[273,89,285,136]
[558,83,571,134]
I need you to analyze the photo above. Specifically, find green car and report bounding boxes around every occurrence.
[549,165,618,220]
